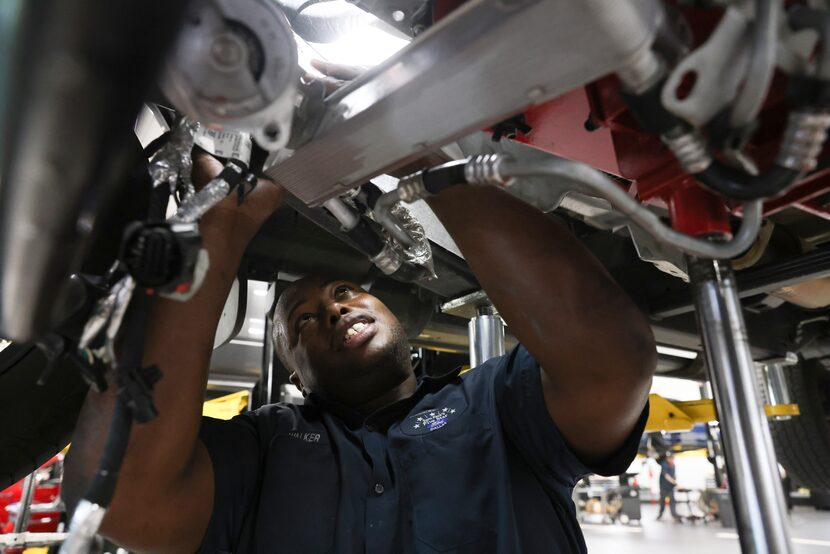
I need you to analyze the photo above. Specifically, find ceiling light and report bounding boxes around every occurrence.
[656,345,698,360]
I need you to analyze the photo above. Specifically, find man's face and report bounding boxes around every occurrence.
[274,277,412,406]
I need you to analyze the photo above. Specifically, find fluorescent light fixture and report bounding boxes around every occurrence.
[253,290,268,297]
[309,26,408,67]
[249,318,265,325]
[656,345,698,360]
[230,339,263,347]
[247,327,265,336]
[294,3,410,69]
[650,376,703,401]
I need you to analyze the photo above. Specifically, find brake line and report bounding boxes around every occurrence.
[373,155,763,260]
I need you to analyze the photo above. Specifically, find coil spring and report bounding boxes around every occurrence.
[776,111,830,172]
[661,131,712,174]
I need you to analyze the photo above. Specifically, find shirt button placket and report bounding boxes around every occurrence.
[363,424,395,554]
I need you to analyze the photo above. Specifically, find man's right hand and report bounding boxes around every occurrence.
[192,151,287,237]
[63,152,286,553]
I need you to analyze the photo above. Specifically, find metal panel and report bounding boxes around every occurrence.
[266,0,662,205]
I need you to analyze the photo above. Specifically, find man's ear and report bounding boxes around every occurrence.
[289,371,304,393]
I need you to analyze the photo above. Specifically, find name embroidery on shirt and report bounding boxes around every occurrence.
[287,431,322,443]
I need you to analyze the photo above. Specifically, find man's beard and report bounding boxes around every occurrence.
[332,319,413,407]
[359,319,412,385]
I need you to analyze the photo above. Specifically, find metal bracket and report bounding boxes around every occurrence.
[265,0,662,204]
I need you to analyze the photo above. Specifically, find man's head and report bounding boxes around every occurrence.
[272,276,412,408]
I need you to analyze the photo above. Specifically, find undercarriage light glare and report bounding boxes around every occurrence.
[656,345,698,359]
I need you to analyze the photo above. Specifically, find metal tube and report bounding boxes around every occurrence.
[12,472,36,533]
[322,198,360,231]
[496,156,763,260]
[762,363,793,407]
[758,354,797,421]
[468,305,505,367]
[690,257,792,554]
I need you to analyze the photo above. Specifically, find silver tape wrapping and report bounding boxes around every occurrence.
[387,203,436,279]
[170,162,242,223]
[170,168,236,223]
[148,118,200,195]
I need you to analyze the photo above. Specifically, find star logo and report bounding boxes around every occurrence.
[403,405,464,435]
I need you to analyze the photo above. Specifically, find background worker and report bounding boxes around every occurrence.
[657,452,682,522]
[63,149,656,553]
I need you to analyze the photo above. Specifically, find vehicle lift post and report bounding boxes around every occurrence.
[689,253,793,550]
[469,304,505,367]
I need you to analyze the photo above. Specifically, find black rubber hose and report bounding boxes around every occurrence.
[83,394,132,506]
[421,160,469,195]
[80,293,150,507]
[345,219,385,258]
[694,163,800,201]
[621,81,803,200]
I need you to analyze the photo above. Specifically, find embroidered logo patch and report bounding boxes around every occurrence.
[402,405,464,435]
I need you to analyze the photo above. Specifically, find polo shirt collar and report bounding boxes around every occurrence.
[306,366,462,430]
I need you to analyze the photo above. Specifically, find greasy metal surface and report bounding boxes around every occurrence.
[690,258,792,554]
[266,0,661,205]
[282,196,477,297]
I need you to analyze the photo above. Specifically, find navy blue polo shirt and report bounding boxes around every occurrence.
[198,345,648,553]
[659,460,676,492]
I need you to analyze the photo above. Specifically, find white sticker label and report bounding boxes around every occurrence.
[194,128,253,166]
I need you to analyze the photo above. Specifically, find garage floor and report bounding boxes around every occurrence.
[582,504,830,553]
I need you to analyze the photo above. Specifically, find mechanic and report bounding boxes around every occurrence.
[63,150,656,553]
[656,452,681,522]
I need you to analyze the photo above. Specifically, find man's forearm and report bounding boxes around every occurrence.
[63,175,286,547]
[427,184,654,458]
[64,216,251,505]
[427,185,654,378]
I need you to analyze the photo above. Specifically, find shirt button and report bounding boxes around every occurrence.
[374,483,384,495]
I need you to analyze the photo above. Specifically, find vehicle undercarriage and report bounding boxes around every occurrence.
[3,0,830,551]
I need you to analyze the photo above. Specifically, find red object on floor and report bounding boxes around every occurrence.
[0,455,65,554]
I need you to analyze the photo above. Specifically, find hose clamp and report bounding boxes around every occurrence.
[370,243,403,275]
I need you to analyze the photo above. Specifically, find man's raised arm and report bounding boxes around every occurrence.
[62,154,286,553]
[427,184,655,465]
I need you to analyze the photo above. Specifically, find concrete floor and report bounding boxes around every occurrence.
[582,503,830,553]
